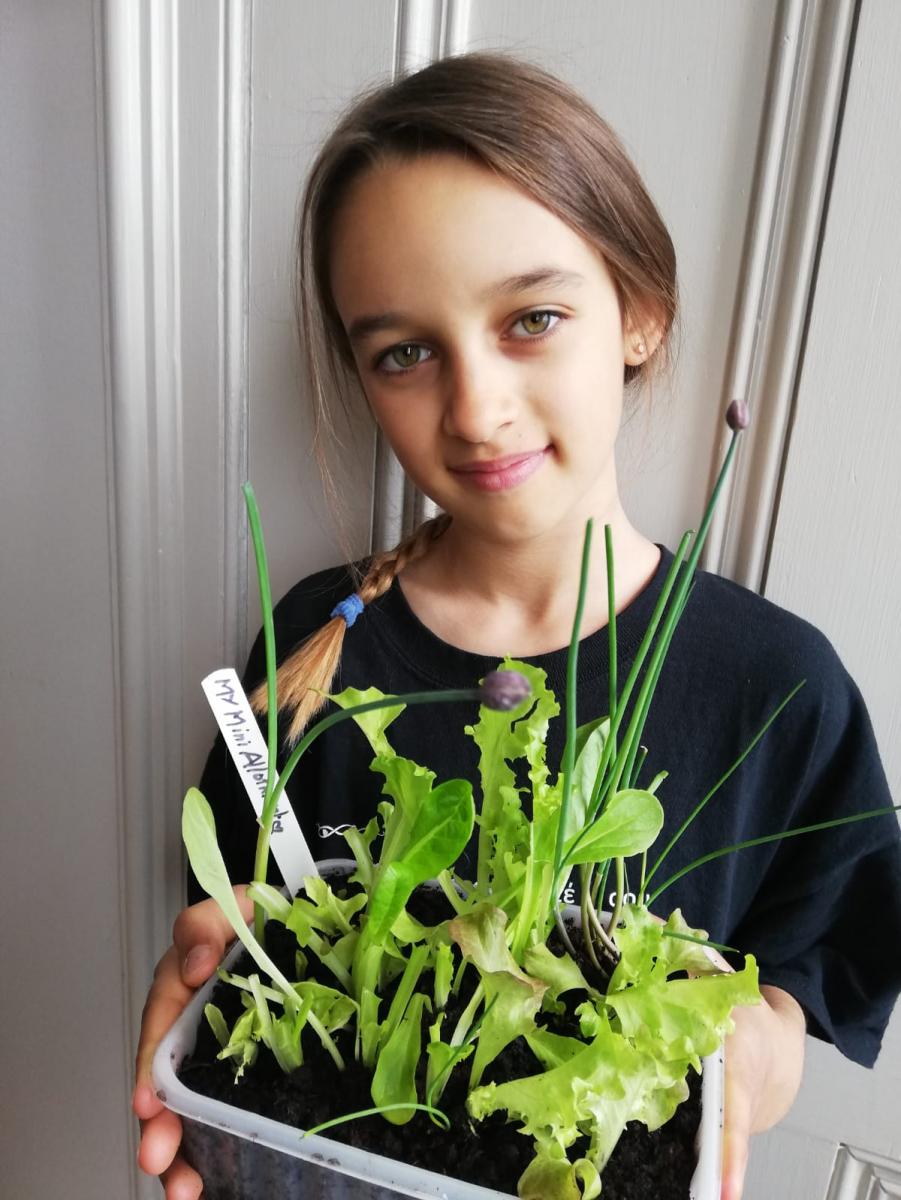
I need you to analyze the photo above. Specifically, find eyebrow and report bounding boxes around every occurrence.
[346,267,586,346]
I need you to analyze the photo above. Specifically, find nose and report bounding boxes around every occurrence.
[441,351,516,443]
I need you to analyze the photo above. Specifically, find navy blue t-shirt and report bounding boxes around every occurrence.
[192,546,901,1068]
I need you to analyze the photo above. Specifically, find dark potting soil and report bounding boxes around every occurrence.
[179,880,701,1199]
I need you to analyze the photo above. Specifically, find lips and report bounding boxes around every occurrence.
[450,447,550,492]
[453,450,544,473]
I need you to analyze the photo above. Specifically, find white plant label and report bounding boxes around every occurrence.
[201,668,319,892]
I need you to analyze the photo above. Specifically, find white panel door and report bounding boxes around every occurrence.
[746,0,901,1195]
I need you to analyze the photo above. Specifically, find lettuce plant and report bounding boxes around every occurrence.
[181,405,899,1199]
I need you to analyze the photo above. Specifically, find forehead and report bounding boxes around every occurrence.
[328,153,608,323]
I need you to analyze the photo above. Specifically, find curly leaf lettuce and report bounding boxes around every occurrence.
[607,956,760,1069]
[523,942,599,1007]
[466,661,559,897]
[448,904,547,1086]
[468,1013,686,1197]
[606,904,760,1067]
[331,686,405,757]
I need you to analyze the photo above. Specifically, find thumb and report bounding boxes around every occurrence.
[720,1059,752,1200]
[133,945,191,1113]
[172,885,252,986]
[721,1124,750,1200]
[134,887,252,1101]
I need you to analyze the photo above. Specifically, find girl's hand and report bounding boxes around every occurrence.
[721,984,806,1200]
[132,887,251,1199]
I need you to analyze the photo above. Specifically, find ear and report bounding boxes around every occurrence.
[622,303,665,367]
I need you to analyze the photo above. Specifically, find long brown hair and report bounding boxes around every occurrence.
[252,51,679,744]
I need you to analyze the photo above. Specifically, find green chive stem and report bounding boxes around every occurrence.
[592,858,612,911]
[303,1102,450,1138]
[647,804,901,906]
[643,679,806,890]
[661,930,738,954]
[598,432,743,819]
[269,689,480,813]
[608,857,626,936]
[552,519,594,883]
[570,530,693,863]
[244,483,279,941]
[605,524,617,759]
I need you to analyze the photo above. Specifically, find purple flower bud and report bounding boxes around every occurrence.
[479,669,531,711]
[726,399,750,431]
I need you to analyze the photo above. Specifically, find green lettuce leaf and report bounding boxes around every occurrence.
[468,1016,657,1172]
[564,716,610,848]
[367,774,474,943]
[466,661,559,896]
[204,1003,230,1049]
[433,941,454,1010]
[607,953,760,1068]
[610,904,724,986]
[448,904,547,1086]
[371,992,429,1125]
[215,1005,259,1080]
[331,686,404,757]
[516,1146,593,1200]
[562,788,664,867]
[183,789,300,1005]
[523,1028,585,1070]
[523,942,599,1006]
[344,814,380,891]
[425,1022,474,1103]
[469,1011,697,1192]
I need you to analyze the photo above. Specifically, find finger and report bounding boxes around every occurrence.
[721,1123,749,1200]
[721,1049,753,1200]
[172,886,252,984]
[136,890,252,1091]
[137,1107,185,1177]
[161,1156,205,1200]
[704,945,732,973]
[135,945,194,1088]
[133,1080,166,1121]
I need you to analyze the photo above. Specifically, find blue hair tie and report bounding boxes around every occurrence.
[330,592,364,628]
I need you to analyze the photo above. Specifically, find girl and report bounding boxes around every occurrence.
[133,52,900,1200]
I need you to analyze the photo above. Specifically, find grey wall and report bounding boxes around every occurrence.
[1,1,134,1195]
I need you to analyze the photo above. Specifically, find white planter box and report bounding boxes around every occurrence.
[153,864,724,1199]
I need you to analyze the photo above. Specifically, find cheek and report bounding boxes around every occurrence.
[369,397,436,462]
[537,396,622,481]
[361,382,402,435]
[538,349,624,431]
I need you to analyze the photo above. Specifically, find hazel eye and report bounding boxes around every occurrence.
[376,343,433,375]
[511,310,563,338]
[373,310,564,376]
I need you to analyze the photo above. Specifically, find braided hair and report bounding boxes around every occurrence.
[249,514,451,744]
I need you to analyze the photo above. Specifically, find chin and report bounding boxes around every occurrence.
[459,502,570,546]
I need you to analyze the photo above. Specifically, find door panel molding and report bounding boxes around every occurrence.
[101,1,186,1194]
[371,0,471,551]
[702,0,858,590]
[104,0,257,962]
[826,1145,901,1199]
[221,0,254,671]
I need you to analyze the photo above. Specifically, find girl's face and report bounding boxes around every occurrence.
[329,153,645,546]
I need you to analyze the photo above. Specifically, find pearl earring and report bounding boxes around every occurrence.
[635,341,646,356]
